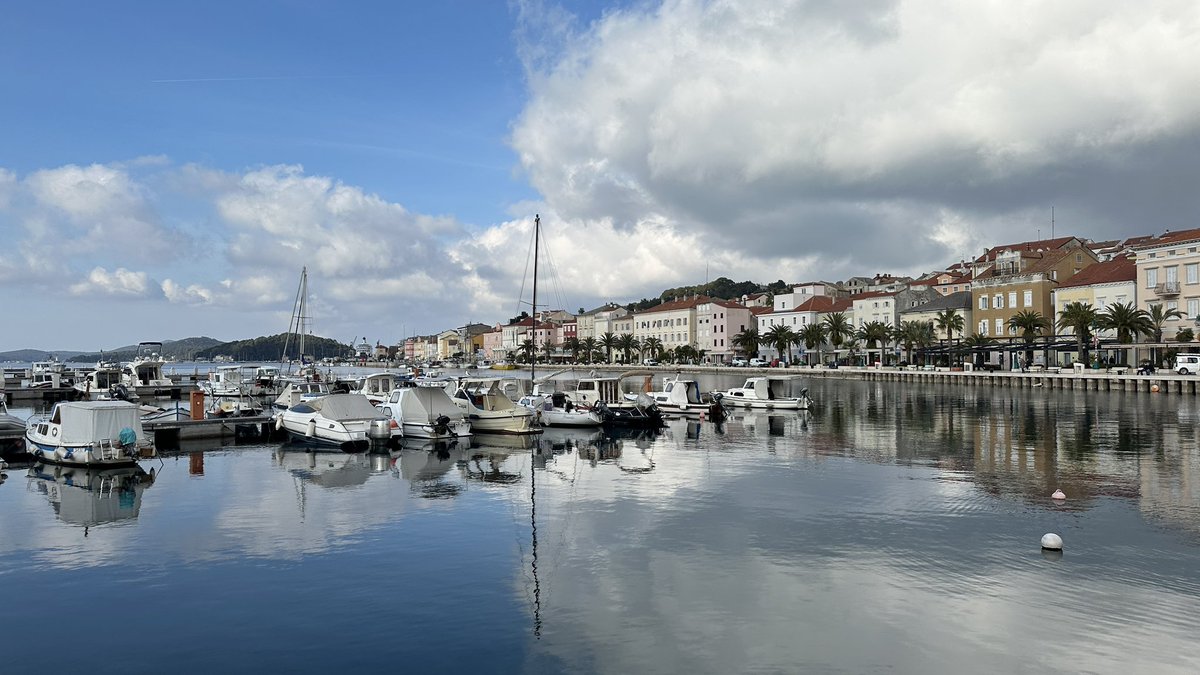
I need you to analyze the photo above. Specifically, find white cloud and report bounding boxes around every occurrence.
[512,0,1200,275]
[69,266,160,298]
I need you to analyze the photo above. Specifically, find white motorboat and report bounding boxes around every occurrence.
[449,378,538,434]
[377,386,472,440]
[720,377,814,410]
[200,365,254,397]
[517,392,603,427]
[273,380,331,411]
[25,401,155,466]
[121,342,174,393]
[73,361,139,401]
[139,402,190,423]
[1,396,25,432]
[26,359,71,389]
[643,374,724,417]
[274,393,390,451]
[353,372,407,405]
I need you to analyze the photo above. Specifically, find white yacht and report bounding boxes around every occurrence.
[353,372,407,405]
[121,342,174,393]
[73,361,138,401]
[274,393,390,452]
[517,392,603,427]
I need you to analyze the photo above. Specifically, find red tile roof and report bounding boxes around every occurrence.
[974,236,1079,262]
[637,295,712,314]
[1133,227,1200,249]
[1056,255,1137,288]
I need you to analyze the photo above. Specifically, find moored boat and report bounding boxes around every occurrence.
[377,386,472,440]
[25,401,155,466]
[644,376,725,420]
[274,393,390,452]
[517,392,603,427]
[720,376,813,410]
[449,378,538,434]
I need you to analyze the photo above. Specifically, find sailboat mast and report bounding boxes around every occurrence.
[531,214,539,386]
[298,267,307,362]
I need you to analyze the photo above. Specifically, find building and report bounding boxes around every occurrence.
[898,291,973,340]
[633,296,709,356]
[1052,255,1138,340]
[697,299,754,363]
[576,303,625,341]
[1132,227,1200,340]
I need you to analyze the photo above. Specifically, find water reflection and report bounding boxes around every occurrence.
[27,463,154,530]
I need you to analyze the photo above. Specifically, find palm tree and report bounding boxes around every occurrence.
[563,336,581,363]
[641,337,664,361]
[580,337,599,365]
[731,328,761,360]
[934,308,965,341]
[764,324,797,365]
[599,331,618,364]
[796,323,828,366]
[1097,302,1152,365]
[894,321,922,364]
[616,333,640,364]
[855,321,892,364]
[541,339,557,363]
[1057,301,1100,366]
[519,338,537,364]
[962,332,994,368]
[1007,310,1049,369]
[823,312,854,365]
[1147,303,1184,367]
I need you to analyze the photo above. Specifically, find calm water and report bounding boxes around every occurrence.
[2,376,1199,674]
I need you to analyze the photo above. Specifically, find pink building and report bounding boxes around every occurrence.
[698,299,754,363]
[482,326,504,360]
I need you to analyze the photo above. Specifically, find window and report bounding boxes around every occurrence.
[1147,268,1159,287]
[979,320,988,336]
[1023,290,1033,307]
[979,296,989,310]
[1189,299,1199,318]
[994,294,1004,309]
[1167,266,1179,283]
[1167,301,1179,312]
[1008,291,1017,308]
[1188,264,1199,285]
[995,318,1004,335]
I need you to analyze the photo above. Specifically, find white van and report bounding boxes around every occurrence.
[1175,354,1200,375]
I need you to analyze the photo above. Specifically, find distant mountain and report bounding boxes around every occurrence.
[0,349,88,362]
[66,337,225,363]
[194,333,350,362]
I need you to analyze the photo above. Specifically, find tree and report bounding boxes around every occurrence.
[823,312,854,364]
[616,333,640,364]
[796,323,828,366]
[563,336,581,363]
[1147,303,1184,366]
[1007,310,1049,368]
[599,332,618,364]
[731,328,761,359]
[934,308,965,341]
[641,336,664,360]
[764,324,797,364]
[580,337,599,364]
[541,339,558,363]
[1097,302,1152,365]
[962,332,994,368]
[894,321,923,364]
[1058,301,1100,365]
[519,338,537,364]
[855,321,892,364]
[1176,327,1195,343]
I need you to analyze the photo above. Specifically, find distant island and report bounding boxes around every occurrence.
[0,334,350,364]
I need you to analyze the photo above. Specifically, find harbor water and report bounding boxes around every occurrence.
[1,375,1198,673]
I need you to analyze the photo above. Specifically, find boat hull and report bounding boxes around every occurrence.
[720,397,808,410]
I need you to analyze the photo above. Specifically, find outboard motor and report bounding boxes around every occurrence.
[109,383,131,401]
[433,414,451,436]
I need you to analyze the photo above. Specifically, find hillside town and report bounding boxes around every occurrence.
[380,226,1200,370]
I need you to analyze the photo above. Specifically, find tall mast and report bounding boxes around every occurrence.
[531,214,539,386]
[298,267,307,363]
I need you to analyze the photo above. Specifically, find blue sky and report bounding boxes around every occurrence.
[3,1,1199,351]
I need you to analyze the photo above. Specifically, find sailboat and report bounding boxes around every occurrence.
[275,267,332,407]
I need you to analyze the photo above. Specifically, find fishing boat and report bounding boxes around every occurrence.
[720,376,814,410]
[377,386,472,440]
[26,359,71,389]
[25,401,154,466]
[644,376,727,420]
[449,378,538,434]
[274,393,390,451]
[73,361,138,401]
[516,392,603,427]
[200,365,254,397]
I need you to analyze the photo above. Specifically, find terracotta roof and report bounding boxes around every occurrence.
[819,298,854,313]
[974,236,1078,262]
[749,306,774,316]
[637,295,712,314]
[1056,255,1137,288]
[850,290,896,300]
[1133,227,1200,249]
[706,298,747,309]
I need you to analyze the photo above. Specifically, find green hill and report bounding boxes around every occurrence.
[194,333,350,361]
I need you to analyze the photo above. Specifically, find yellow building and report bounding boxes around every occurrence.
[1132,227,1200,339]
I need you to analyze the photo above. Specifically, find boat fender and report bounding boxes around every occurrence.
[275,415,284,431]
[306,418,316,437]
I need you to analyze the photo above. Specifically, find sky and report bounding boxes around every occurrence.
[3,0,1200,352]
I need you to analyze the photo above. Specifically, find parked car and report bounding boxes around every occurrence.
[731,357,748,367]
[749,358,768,367]
[643,358,659,366]
[1175,354,1200,375]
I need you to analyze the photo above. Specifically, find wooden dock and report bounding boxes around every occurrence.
[0,415,278,445]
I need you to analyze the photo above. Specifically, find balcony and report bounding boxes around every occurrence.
[1153,281,1181,297]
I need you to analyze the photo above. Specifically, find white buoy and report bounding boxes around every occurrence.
[1051,489,1066,500]
[1041,533,1063,550]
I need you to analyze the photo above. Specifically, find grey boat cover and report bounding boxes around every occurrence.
[50,401,144,445]
[306,394,384,421]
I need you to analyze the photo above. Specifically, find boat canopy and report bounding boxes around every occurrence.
[300,394,383,421]
[49,401,144,446]
[395,387,463,424]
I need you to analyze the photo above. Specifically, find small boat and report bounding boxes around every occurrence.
[274,393,390,452]
[73,361,139,401]
[25,401,154,466]
[720,376,814,410]
[1,396,25,432]
[121,342,175,394]
[644,376,726,420]
[593,394,665,428]
[26,359,71,389]
[377,386,472,440]
[139,402,191,423]
[449,378,539,434]
[517,392,603,427]
[200,365,255,397]
[206,396,264,419]
[272,380,331,411]
[490,361,519,371]
[353,372,408,405]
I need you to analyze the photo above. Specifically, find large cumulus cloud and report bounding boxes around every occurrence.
[511,0,1200,275]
